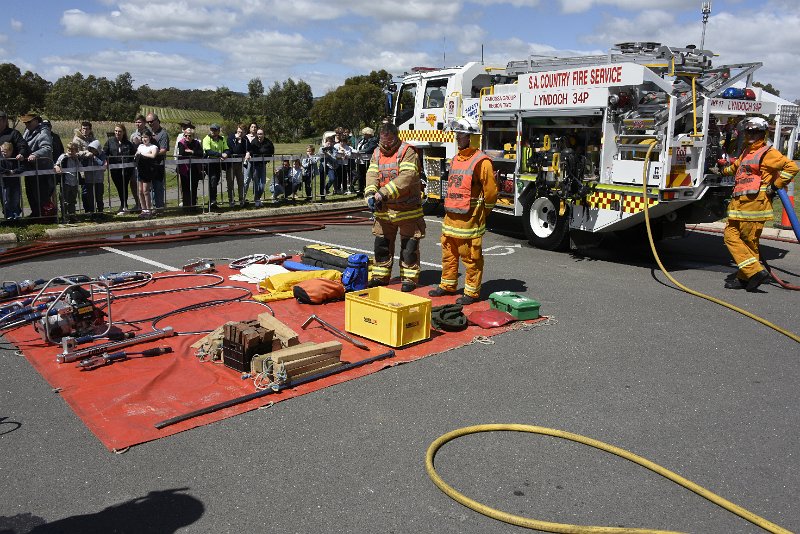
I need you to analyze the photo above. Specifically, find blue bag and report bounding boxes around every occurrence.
[341,254,369,291]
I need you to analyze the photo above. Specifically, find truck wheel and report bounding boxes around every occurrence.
[523,194,569,250]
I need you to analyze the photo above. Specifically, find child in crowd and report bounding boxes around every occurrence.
[1,141,23,220]
[135,131,158,218]
[54,142,82,223]
[82,139,106,218]
[300,145,317,201]
[289,159,304,199]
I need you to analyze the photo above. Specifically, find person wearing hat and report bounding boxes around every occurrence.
[0,111,30,220]
[716,117,798,292]
[81,139,107,217]
[355,126,378,194]
[202,124,229,208]
[40,120,64,162]
[20,112,54,219]
[428,117,497,305]
[364,122,425,292]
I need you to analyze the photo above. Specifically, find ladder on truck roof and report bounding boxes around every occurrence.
[505,43,715,76]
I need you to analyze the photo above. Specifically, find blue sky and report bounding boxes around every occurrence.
[2,0,798,101]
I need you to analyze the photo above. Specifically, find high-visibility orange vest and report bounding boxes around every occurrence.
[373,142,414,188]
[444,150,490,214]
[733,145,769,197]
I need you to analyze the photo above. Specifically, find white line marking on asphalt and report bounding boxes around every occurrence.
[425,217,442,224]
[252,229,443,268]
[100,247,178,271]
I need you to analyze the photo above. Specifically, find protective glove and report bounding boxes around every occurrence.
[373,191,384,211]
[765,184,777,200]
[708,164,721,175]
[367,196,376,212]
[716,157,730,167]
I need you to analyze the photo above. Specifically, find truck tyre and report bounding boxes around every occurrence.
[523,194,569,250]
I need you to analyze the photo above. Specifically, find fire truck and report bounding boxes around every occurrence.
[392,43,800,250]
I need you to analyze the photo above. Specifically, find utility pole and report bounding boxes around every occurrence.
[700,2,712,50]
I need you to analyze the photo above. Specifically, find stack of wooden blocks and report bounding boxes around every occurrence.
[251,340,343,385]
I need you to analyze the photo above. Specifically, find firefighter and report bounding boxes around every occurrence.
[364,122,424,292]
[717,117,798,291]
[428,118,497,304]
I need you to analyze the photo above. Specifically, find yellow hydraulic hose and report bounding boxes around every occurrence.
[426,424,792,533]
[639,141,799,343]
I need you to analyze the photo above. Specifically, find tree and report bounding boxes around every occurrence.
[215,86,246,123]
[0,63,51,120]
[264,78,314,142]
[46,72,95,120]
[310,70,390,134]
[246,77,267,124]
[101,72,140,120]
[753,81,780,97]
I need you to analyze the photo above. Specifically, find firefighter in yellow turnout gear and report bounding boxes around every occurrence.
[429,118,498,305]
[364,123,425,292]
[719,117,798,291]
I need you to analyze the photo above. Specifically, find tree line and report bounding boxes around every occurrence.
[0,63,393,142]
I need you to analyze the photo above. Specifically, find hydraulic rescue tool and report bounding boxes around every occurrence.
[0,279,46,299]
[301,314,369,350]
[57,327,175,363]
[77,346,173,370]
[32,281,111,344]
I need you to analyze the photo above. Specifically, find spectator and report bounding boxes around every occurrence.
[176,127,203,212]
[173,119,195,158]
[272,159,291,200]
[226,124,247,207]
[20,112,54,219]
[41,120,64,162]
[0,111,30,220]
[130,114,148,147]
[289,159,304,199]
[72,120,96,154]
[300,145,317,201]
[356,127,378,194]
[81,139,106,218]
[318,133,337,198]
[54,142,82,223]
[334,131,355,194]
[1,141,24,221]
[243,122,258,203]
[145,113,169,210]
[202,123,229,208]
[104,123,138,214]
[135,130,158,218]
[245,129,274,207]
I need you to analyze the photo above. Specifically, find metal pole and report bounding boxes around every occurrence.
[700,2,712,50]
[154,349,395,429]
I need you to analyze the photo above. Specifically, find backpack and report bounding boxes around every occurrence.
[293,278,345,304]
[341,254,369,292]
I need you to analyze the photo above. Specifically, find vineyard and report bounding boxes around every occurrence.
[138,106,223,125]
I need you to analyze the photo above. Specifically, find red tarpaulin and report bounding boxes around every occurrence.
[3,267,537,451]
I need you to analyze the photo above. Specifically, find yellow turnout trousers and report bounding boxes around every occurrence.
[723,220,765,280]
[439,235,483,298]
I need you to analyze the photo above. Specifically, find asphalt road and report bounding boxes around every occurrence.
[1,211,798,534]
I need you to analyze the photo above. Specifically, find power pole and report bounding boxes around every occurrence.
[701,2,712,50]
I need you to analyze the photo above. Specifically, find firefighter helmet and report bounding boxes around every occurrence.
[448,117,480,134]
[743,117,769,131]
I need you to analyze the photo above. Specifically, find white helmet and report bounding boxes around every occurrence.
[743,117,769,131]
[448,117,480,134]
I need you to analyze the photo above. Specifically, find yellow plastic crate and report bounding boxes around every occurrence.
[345,287,431,347]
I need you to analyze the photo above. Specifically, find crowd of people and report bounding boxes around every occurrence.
[0,110,382,223]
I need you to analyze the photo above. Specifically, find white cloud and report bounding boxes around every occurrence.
[241,0,461,23]
[61,3,238,42]
[559,0,696,14]
[346,50,437,76]
[42,50,222,88]
[10,19,22,32]
[581,6,800,101]
[213,30,323,69]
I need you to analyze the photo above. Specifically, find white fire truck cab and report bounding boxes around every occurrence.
[393,43,800,250]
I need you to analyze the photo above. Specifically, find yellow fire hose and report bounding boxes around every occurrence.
[425,424,791,533]
[424,143,796,532]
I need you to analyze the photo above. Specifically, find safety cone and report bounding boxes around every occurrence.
[775,181,795,230]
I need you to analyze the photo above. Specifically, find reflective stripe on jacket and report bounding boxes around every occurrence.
[444,150,490,214]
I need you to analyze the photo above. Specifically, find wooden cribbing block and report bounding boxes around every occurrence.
[279,352,341,374]
[257,313,300,347]
[191,324,225,349]
[288,361,343,382]
[250,342,316,374]
[269,341,342,365]
[278,356,342,382]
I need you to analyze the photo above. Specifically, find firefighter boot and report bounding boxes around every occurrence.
[745,269,770,292]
